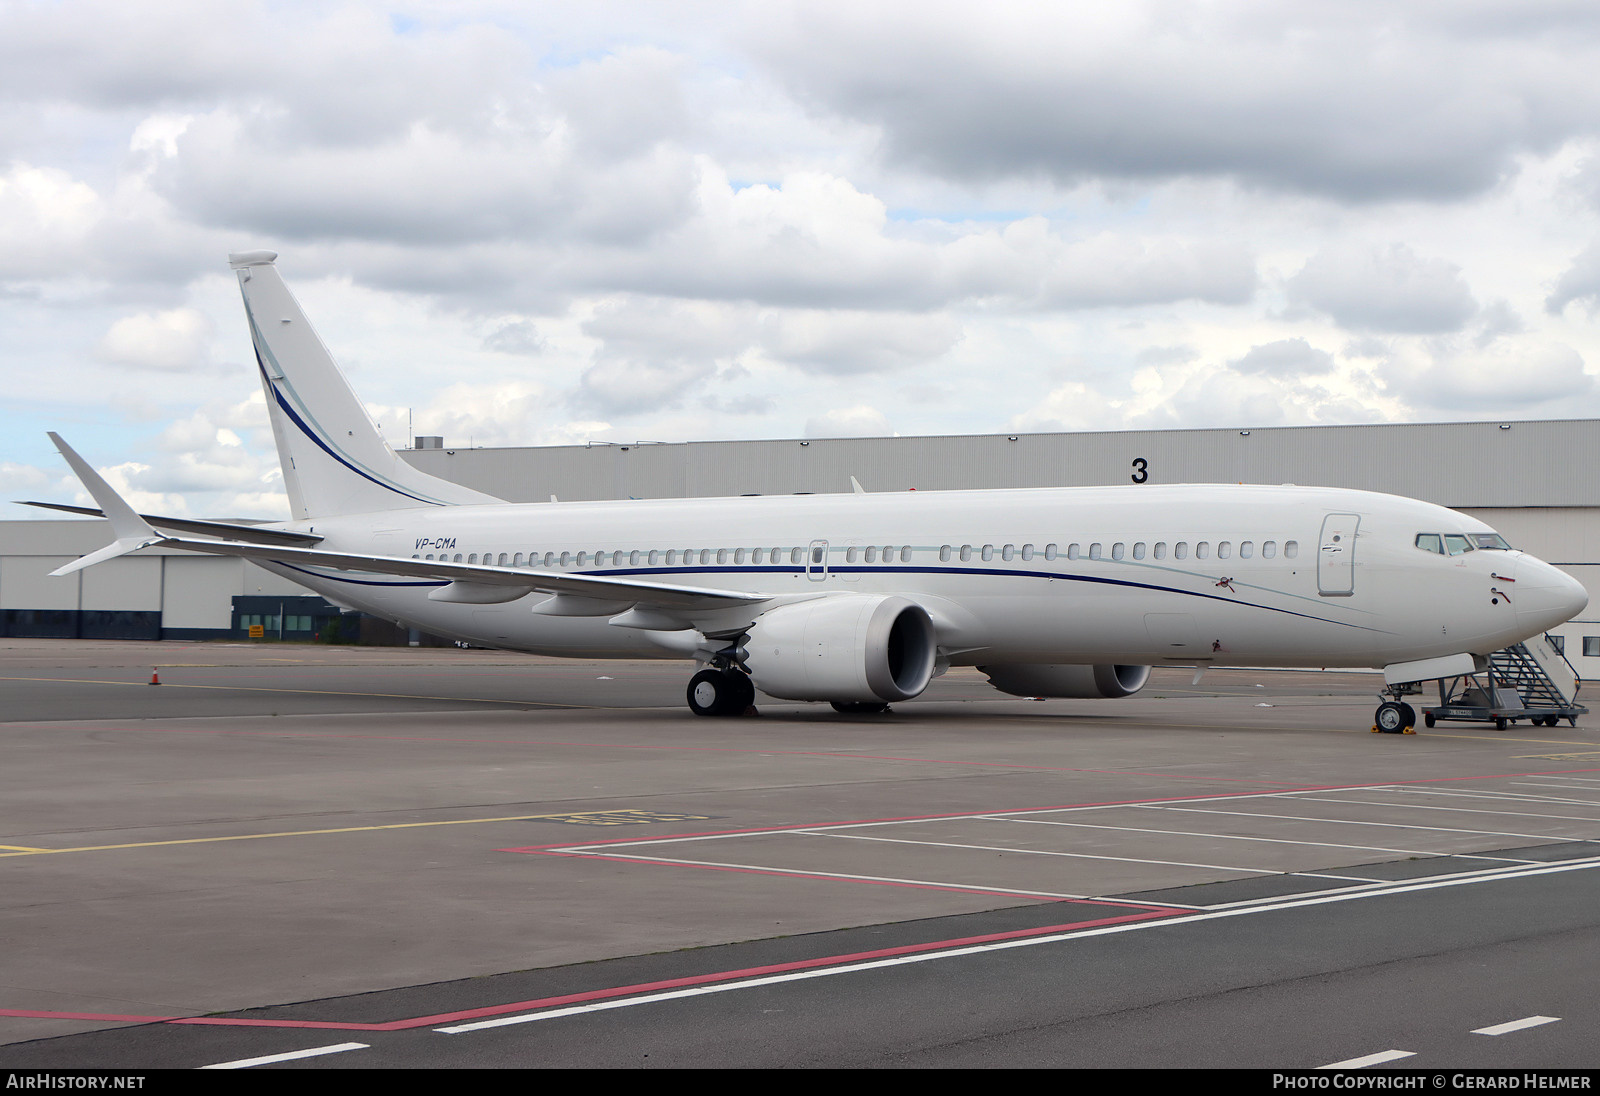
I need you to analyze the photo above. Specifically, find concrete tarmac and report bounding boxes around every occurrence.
[2,637,1598,1068]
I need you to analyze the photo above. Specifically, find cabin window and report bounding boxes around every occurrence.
[498,553,508,566]
[664,550,677,565]
[960,545,973,562]
[1262,541,1276,558]
[1020,544,1034,561]
[981,544,995,561]
[791,548,804,564]
[901,546,912,562]
[543,552,555,567]
[1088,543,1102,560]
[1239,541,1253,559]
[1132,542,1146,560]
[1066,543,1080,560]
[1152,542,1166,559]
[1001,544,1015,561]
[863,546,875,563]
[1443,534,1474,556]
[556,551,568,567]
[455,553,465,562]
[1174,542,1188,560]
[468,554,478,564]
[576,552,588,566]
[1044,543,1057,560]
[514,553,525,566]
[1196,542,1210,559]
[1111,542,1125,560]
[1217,541,1231,559]
[940,545,952,562]
[734,548,745,564]
[1415,533,1444,554]
[1284,541,1298,558]
[717,549,728,564]
[752,548,766,564]
[425,553,435,560]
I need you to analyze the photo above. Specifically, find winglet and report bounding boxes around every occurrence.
[46,432,164,575]
[850,476,866,494]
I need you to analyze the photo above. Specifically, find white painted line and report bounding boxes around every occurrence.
[1472,1015,1560,1036]
[200,1042,369,1069]
[544,786,1417,854]
[1511,781,1600,794]
[990,815,1440,858]
[1288,794,1600,826]
[569,851,1094,899]
[1145,803,1587,843]
[1378,786,1600,808]
[437,857,1600,1035]
[805,829,1283,875]
[1320,1049,1415,1069]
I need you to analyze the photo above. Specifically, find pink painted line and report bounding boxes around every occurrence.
[2,906,1183,1032]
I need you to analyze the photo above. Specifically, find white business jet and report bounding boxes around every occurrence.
[34,252,1588,729]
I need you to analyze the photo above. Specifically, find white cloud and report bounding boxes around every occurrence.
[5,3,1600,522]
[95,308,214,371]
[805,405,891,437]
[1382,340,1593,413]
[1287,243,1479,333]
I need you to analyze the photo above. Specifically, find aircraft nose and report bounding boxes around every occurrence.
[1512,557,1589,633]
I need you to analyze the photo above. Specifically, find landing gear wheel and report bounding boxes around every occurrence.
[831,701,890,714]
[1375,701,1409,733]
[687,668,755,717]
[1399,703,1416,729]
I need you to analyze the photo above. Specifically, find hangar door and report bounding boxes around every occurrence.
[1317,513,1359,597]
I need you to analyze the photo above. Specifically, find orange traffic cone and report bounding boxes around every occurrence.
[150,668,161,686]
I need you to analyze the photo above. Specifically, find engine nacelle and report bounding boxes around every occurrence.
[981,663,1150,699]
[744,595,938,703]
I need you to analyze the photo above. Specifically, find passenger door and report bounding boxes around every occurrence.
[1317,513,1359,596]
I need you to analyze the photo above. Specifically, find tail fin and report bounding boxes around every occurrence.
[229,251,501,519]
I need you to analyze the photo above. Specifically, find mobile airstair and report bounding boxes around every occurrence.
[1421,634,1587,730]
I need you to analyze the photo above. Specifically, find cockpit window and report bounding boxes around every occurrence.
[1442,534,1473,556]
[1468,533,1511,550]
[1415,533,1443,554]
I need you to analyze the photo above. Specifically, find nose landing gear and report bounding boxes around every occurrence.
[1374,700,1416,734]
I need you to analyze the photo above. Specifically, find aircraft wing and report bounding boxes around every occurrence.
[157,536,770,610]
[18,500,323,547]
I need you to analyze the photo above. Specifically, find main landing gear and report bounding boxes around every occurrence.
[687,666,756,717]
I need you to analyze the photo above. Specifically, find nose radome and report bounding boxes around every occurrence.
[1513,557,1590,632]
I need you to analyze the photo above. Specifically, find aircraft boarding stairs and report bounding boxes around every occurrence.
[1420,633,1587,730]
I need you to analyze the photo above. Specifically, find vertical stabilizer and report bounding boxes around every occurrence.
[229,251,501,519]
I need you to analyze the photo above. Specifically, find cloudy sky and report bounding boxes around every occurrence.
[6,0,1600,520]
